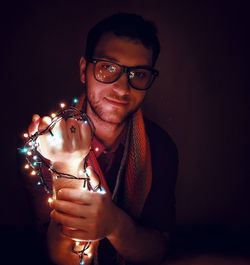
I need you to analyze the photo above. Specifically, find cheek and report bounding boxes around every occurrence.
[87,78,104,100]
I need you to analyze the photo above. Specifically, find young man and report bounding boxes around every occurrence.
[27,13,178,265]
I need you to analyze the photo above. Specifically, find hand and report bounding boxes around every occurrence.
[28,114,92,175]
[50,167,118,241]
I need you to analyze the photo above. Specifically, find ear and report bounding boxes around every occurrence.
[79,57,87,84]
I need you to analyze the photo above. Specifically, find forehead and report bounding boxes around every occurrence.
[93,32,153,67]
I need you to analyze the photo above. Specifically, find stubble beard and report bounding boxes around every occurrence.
[86,90,130,127]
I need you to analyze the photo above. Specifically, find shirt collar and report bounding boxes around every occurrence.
[91,126,127,158]
[92,126,127,158]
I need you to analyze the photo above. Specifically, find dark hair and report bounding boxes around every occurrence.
[85,13,160,66]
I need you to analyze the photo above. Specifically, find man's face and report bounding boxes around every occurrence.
[83,32,153,125]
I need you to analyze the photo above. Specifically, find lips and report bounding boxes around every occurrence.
[105,96,130,106]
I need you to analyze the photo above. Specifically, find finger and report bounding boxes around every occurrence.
[53,118,68,148]
[57,184,108,204]
[79,120,92,151]
[61,226,89,241]
[66,118,81,149]
[50,209,87,230]
[57,188,94,204]
[38,116,52,132]
[51,199,91,217]
[28,114,40,136]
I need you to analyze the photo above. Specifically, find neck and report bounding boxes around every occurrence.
[86,104,126,148]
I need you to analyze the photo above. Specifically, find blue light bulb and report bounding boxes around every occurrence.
[20,147,28,154]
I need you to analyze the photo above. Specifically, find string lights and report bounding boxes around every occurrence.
[19,98,102,265]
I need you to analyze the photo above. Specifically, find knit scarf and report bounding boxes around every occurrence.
[78,94,153,264]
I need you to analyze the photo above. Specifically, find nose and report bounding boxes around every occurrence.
[112,72,130,95]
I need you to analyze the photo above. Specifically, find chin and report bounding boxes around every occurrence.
[100,113,127,125]
[97,105,128,124]
[88,100,134,125]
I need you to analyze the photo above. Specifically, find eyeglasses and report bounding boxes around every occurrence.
[88,58,159,90]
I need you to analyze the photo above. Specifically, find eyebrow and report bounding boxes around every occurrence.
[93,54,153,69]
[94,54,119,63]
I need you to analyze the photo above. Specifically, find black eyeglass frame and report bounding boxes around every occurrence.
[88,58,159,90]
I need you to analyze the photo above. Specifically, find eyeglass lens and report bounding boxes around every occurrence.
[94,60,154,90]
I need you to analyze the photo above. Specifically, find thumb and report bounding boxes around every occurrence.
[28,114,40,136]
[38,116,52,133]
[85,166,106,194]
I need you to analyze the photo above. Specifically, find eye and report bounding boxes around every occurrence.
[102,63,117,73]
[129,70,146,79]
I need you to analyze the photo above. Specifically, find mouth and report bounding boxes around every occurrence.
[105,96,129,106]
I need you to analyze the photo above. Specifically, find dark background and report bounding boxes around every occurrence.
[1,0,250,262]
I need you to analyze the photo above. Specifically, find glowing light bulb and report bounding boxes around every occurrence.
[33,155,38,160]
[73,98,79,104]
[84,245,92,257]
[51,113,56,118]
[24,164,30,169]
[95,147,99,152]
[48,197,53,204]
[27,151,32,156]
[86,167,91,176]
[20,147,28,154]
[60,102,66,108]
[23,133,29,138]
[31,170,36,176]
[98,189,106,195]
